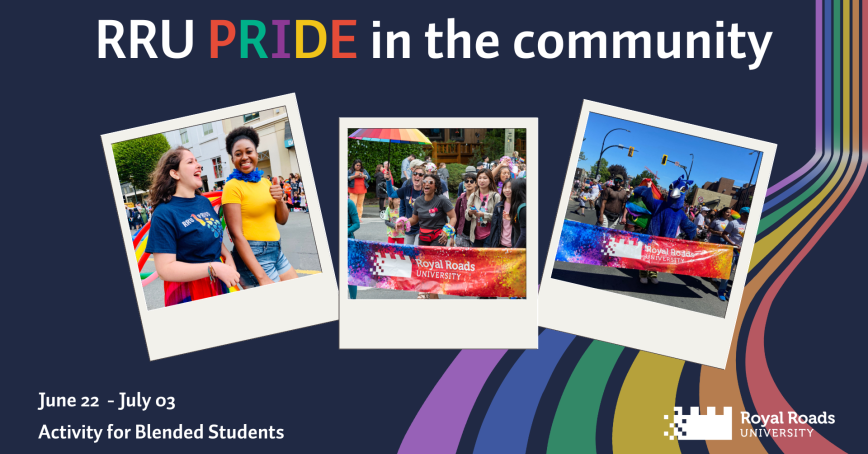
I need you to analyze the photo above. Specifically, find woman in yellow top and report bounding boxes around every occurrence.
[223,126,299,288]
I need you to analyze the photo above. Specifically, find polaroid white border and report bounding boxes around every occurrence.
[339,118,539,349]
[101,93,337,360]
[539,101,776,368]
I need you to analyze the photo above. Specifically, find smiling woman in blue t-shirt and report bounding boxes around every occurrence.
[145,146,240,307]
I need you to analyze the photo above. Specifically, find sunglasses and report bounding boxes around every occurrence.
[613,179,623,183]
[413,172,425,177]
[464,179,476,184]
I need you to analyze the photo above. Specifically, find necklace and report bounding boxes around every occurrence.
[225,168,263,183]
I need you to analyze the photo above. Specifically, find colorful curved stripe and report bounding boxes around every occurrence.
[547,341,623,453]
[398,350,506,454]
[473,330,574,453]
[612,352,683,453]
[761,149,829,211]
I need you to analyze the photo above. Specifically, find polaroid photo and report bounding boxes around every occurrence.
[339,119,538,349]
[101,93,337,360]
[539,101,776,368]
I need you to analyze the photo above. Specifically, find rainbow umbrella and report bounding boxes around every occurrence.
[349,129,432,169]
[348,128,432,145]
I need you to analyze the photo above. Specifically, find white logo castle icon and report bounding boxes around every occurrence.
[369,250,413,278]
[664,407,732,441]
[601,237,643,259]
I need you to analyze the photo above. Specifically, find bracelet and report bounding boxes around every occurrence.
[442,224,456,238]
[207,263,215,283]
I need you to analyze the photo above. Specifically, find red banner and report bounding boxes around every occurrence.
[348,240,526,297]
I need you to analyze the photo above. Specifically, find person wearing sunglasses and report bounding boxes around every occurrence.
[386,161,426,245]
[597,174,629,230]
[453,172,477,247]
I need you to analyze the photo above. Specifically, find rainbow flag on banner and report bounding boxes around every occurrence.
[556,220,734,279]
[348,240,526,297]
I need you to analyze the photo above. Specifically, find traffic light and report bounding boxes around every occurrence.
[628,146,634,157]
[661,154,668,165]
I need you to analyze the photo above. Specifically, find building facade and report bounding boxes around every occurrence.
[163,121,228,192]
[222,107,300,181]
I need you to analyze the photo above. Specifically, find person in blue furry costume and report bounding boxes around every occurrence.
[631,176,698,284]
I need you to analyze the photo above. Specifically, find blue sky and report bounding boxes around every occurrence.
[578,113,764,188]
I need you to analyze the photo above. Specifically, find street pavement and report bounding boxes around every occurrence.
[137,211,322,310]
[352,199,503,300]
[553,195,730,318]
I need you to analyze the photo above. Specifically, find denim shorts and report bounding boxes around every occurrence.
[231,241,293,288]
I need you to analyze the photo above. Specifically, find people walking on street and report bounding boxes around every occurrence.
[386,162,425,245]
[457,165,476,198]
[347,159,371,218]
[223,126,299,288]
[453,171,477,247]
[707,207,732,245]
[407,174,457,300]
[438,162,450,198]
[597,174,629,230]
[486,179,521,248]
[401,154,416,185]
[299,190,308,213]
[383,197,405,244]
[145,146,240,306]
[717,206,749,300]
[466,169,500,247]
[374,164,389,219]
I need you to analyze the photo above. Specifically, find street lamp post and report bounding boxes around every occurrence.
[594,128,630,179]
[687,153,694,180]
[744,151,761,207]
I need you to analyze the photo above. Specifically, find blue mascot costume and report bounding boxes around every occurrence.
[632,176,698,284]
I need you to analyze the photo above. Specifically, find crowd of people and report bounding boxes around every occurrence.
[570,174,749,301]
[347,151,528,300]
[142,126,302,307]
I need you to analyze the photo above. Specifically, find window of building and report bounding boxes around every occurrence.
[449,129,464,142]
[419,129,444,141]
[258,150,270,161]
[202,123,213,135]
[180,128,189,144]
[212,157,223,179]
[243,112,260,123]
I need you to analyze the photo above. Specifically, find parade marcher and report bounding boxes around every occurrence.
[407,174,457,300]
[438,163,450,198]
[348,197,360,299]
[400,154,415,185]
[137,202,149,224]
[223,126,299,288]
[453,171,477,247]
[145,146,240,306]
[493,164,512,195]
[347,159,371,218]
[718,206,749,300]
[597,174,629,229]
[374,164,389,219]
[482,156,492,170]
[707,207,732,245]
[386,162,425,245]
[632,176,698,284]
[465,169,501,247]
[299,190,308,213]
[383,197,405,244]
[486,179,521,248]
[510,178,528,248]
[456,165,476,198]
[694,206,710,233]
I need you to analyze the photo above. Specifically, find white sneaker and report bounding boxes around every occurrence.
[640,277,649,284]
[379,210,387,220]
[650,277,659,284]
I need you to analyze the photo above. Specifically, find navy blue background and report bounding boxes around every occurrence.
[6,0,861,452]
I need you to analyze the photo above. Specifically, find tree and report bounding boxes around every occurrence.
[112,133,171,193]
[686,184,699,204]
[607,164,628,181]
[590,157,610,181]
[630,170,659,188]
[476,128,527,164]
[347,130,426,181]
